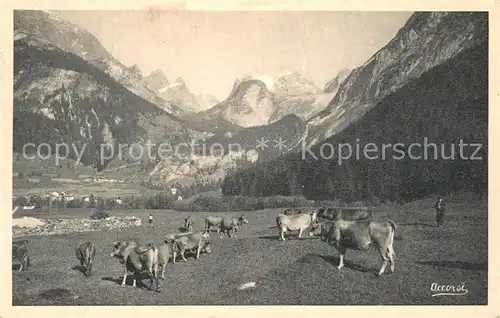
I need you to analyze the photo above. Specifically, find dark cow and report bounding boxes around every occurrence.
[12,240,31,272]
[75,241,96,277]
[312,218,397,276]
[219,215,249,238]
[110,241,160,291]
[172,232,212,262]
[434,198,446,227]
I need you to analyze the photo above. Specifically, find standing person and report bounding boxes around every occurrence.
[434,197,446,227]
[148,213,154,227]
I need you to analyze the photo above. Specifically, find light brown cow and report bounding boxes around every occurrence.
[276,210,318,241]
[204,216,223,235]
[312,218,397,276]
[172,232,212,262]
[110,241,160,291]
[219,215,249,238]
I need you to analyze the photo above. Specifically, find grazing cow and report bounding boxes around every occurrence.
[110,241,160,291]
[219,215,249,238]
[314,218,397,276]
[204,216,223,235]
[75,241,96,277]
[12,240,31,272]
[172,232,212,263]
[434,198,446,227]
[276,210,318,241]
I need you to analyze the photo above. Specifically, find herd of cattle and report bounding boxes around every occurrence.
[12,198,447,293]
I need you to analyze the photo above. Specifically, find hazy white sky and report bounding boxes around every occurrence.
[53,11,413,100]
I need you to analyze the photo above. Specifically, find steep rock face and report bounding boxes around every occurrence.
[157,78,202,113]
[143,69,170,92]
[272,71,322,99]
[195,79,275,128]
[323,68,351,95]
[143,72,217,114]
[195,93,220,111]
[13,34,191,169]
[127,64,143,79]
[186,72,328,130]
[306,12,488,146]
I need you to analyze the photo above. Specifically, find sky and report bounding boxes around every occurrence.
[53,10,414,101]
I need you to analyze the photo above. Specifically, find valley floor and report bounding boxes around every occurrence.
[12,199,488,305]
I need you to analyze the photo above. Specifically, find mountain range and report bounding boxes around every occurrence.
[13,10,489,194]
[186,71,331,130]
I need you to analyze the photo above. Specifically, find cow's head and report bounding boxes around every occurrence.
[110,241,135,259]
